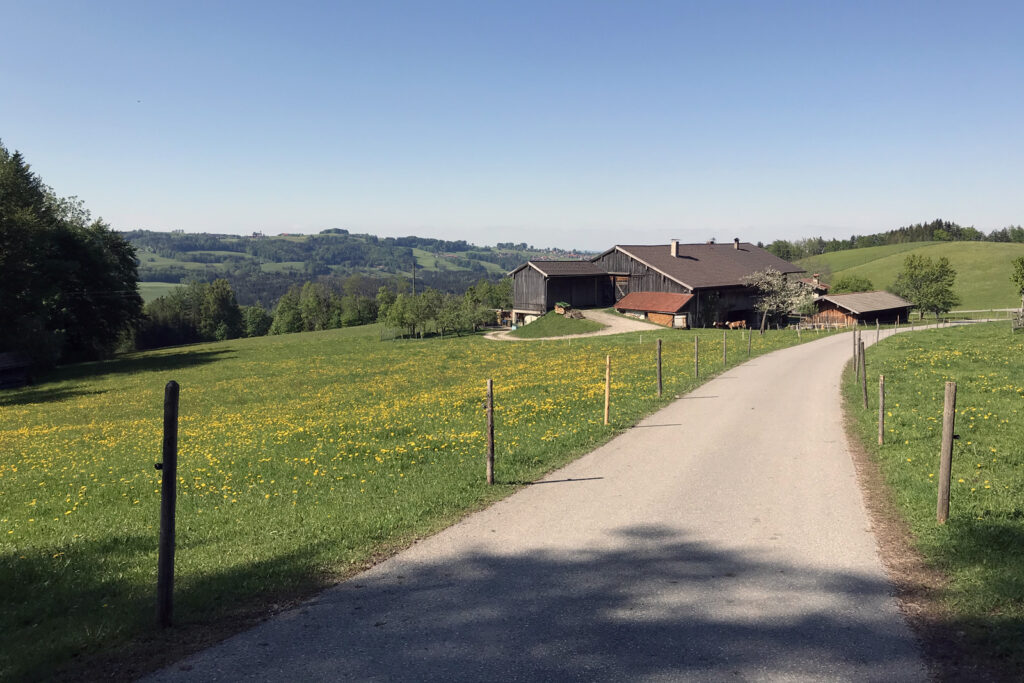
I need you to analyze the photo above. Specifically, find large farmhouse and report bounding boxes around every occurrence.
[510,239,803,328]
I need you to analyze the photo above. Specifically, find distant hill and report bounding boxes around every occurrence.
[797,241,1024,309]
[123,229,592,304]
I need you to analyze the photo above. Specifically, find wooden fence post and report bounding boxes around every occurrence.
[723,330,727,366]
[937,381,957,524]
[878,375,885,445]
[157,380,179,628]
[656,339,662,397]
[604,355,611,426]
[747,328,752,357]
[486,379,494,485]
[852,331,859,375]
[876,319,880,344]
[860,340,868,409]
[694,336,699,379]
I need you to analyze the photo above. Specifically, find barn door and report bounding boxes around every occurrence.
[614,276,629,300]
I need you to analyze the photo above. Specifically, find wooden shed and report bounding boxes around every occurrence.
[614,291,694,328]
[809,291,913,327]
[509,260,612,325]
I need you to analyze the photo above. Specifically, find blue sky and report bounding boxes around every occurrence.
[2,1,1021,250]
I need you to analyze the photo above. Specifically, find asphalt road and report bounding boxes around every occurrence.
[147,329,927,682]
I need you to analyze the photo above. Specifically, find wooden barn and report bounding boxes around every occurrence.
[509,260,612,325]
[809,291,914,327]
[614,291,694,328]
[510,239,803,328]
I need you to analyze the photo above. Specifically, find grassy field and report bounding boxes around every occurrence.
[509,311,606,338]
[0,323,835,680]
[798,242,1024,309]
[138,282,183,303]
[843,322,1024,670]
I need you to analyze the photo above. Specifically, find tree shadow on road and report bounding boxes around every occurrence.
[146,523,932,681]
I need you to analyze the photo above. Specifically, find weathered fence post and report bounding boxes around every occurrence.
[486,379,494,485]
[937,381,957,523]
[656,339,662,397]
[852,331,859,375]
[157,380,179,628]
[859,340,868,409]
[876,319,880,344]
[604,355,611,426]
[723,330,727,366]
[878,375,885,445]
[747,328,752,357]
[694,336,699,379]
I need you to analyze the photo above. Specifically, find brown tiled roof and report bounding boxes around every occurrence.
[509,260,608,277]
[605,243,804,289]
[615,291,694,314]
[799,277,830,291]
[817,291,913,314]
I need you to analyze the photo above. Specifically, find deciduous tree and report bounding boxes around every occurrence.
[891,254,960,318]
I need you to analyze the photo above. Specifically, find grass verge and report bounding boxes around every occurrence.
[2,323,833,680]
[842,321,1024,678]
[508,310,605,338]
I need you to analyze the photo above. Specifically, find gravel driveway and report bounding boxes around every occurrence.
[485,309,664,341]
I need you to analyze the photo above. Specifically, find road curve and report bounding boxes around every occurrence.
[147,330,927,682]
[485,309,663,341]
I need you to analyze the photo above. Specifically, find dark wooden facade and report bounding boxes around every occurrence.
[512,267,610,314]
[808,300,911,327]
[592,250,689,299]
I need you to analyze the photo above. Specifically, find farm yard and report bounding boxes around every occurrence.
[0,322,821,680]
[844,321,1024,672]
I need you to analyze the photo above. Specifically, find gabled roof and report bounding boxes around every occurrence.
[817,291,913,315]
[597,243,804,290]
[508,260,607,277]
[799,277,830,292]
[615,291,694,314]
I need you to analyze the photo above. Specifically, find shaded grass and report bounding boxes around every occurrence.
[1,323,833,679]
[843,322,1024,672]
[509,311,605,338]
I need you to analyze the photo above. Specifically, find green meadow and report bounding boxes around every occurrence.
[843,322,1024,670]
[0,323,828,680]
[799,242,1024,309]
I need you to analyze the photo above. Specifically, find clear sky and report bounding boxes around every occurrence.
[2,1,1022,250]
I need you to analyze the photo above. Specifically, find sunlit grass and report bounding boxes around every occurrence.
[843,321,1024,668]
[1,323,830,679]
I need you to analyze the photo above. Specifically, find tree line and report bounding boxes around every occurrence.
[135,276,512,349]
[762,219,1024,262]
[1,141,142,368]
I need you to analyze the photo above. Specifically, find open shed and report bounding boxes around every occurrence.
[615,291,694,328]
[509,260,612,325]
[809,291,913,327]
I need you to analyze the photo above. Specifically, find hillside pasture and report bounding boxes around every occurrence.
[799,242,1024,309]
[844,322,1024,672]
[138,282,183,303]
[0,323,831,679]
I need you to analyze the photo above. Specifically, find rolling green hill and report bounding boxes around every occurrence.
[798,242,1024,309]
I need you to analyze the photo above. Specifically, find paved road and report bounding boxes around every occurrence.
[148,329,927,682]
[485,309,663,341]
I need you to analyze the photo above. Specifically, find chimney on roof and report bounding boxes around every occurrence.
[733,238,740,250]
[813,273,820,286]
[670,239,679,257]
